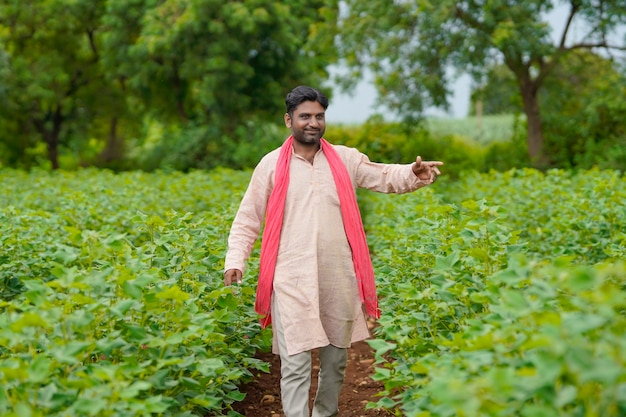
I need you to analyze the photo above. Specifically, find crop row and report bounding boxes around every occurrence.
[1,169,268,416]
[361,168,626,416]
[1,168,625,416]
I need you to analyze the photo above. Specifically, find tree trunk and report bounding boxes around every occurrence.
[98,117,124,166]
[519,77,549,168]
[46,136,59,170]
[172,67,189,123]
[33,105,64,170]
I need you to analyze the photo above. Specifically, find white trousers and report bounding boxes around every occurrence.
[272,301,348,417]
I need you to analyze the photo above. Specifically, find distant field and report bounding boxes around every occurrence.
[426,113,518,144]
[334,113,520,145]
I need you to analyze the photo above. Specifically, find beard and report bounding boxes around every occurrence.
[293,127,325,146]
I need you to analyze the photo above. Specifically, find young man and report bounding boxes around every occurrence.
[224,85,442,417]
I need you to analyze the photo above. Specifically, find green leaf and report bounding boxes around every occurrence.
[226,390,246,401]
[555,384,577,408]
[521,404,557,417]
[27,355,52,383]
[562,312,606,334]
[155,285,190,302]
[110,299,137,317]
[434,253,460,271]
[119,381,152,399]
[371,366,392,381]
[188,394,221,408]
[122,282,142,299]
[529,350,563,386]
[564,267,597,291]
[10,312,49,331]
[71,397,108,415]
[367,339,396,359]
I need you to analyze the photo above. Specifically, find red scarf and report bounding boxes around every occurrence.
[255,136,380,328]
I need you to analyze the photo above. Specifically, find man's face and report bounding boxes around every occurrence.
[285,100,326,146]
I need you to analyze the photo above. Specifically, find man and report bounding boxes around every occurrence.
[224,85,442,417]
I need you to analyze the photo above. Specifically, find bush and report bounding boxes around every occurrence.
[327,116,485,179]
[131,120,285,172]
[482,114,530,171]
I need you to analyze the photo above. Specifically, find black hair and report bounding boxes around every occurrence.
[285,85,329,115]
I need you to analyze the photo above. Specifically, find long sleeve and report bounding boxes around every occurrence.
[224,154,276,274]
[338,146,431,193]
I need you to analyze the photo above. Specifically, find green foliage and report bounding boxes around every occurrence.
[0,0,119,169]
[482,115,531,172]
[103,0,334,125]
[535,51,626,170]
[0,168,270,416]
[361,168,626,416]
[132,119,286,172]
[328,117,430,162]
[2,166,624,416]
[470,65,520,115]
[438,169,626,262]
[471,52,626,171]
[332,0,626,166]
[0,0,339,170]
[327,117,486,178]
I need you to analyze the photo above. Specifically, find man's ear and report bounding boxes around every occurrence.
[284,112,291,128]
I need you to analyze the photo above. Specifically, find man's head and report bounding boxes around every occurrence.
[284,86,328,147]
[285,85,329,116]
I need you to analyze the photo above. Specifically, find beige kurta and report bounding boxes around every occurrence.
[224,143,430,355]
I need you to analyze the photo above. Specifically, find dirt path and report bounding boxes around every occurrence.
[231,340,391,416]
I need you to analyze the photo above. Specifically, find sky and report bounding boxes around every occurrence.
[326,71,472,124]
[325,4,589,124]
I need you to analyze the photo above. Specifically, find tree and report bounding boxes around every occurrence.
[331,0,626,167]
[473,51,626,169]
[0,0,339,170]
[101,0,339,170]
[470,65,519,115]
[0,0,123,169]
[539,50,626,169]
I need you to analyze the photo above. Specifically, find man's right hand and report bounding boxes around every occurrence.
[224,269,243,286]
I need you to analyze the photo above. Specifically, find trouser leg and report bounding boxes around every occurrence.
[311,344,348,417]
[272,300,312,417]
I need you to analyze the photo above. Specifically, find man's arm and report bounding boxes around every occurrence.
[350,148,443,193]
[223,159,274,285]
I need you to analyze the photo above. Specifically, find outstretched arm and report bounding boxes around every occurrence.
[351,148,443,193]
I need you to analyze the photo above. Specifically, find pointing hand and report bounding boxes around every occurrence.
[412,156,443,183]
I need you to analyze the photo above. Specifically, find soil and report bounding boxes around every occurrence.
[231,335,393,417]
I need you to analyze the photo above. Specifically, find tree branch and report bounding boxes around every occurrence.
[453,4,486,33]
[559,1,580,50]
[87,27,99,62]
[569,42,626,51]
[65,70,88,98]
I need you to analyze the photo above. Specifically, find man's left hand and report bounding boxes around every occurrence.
[412,156,443,182]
